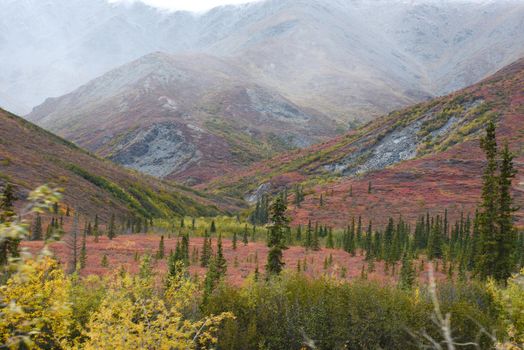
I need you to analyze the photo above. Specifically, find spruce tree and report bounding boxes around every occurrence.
[216,233,227,277]
[476,120,499,278]
[311,223,320,251]
[31,214,43,241]
[493,142,517,281]
[326,227,334,249]
[101,254,109,268]
[210,220,216,234]
[203,256,220,303]
[181,233,190,265]
[305,220,313,248]
[364,221,373,260]
[80,230,87,269]
[93,214,100,243]
[200,230,212,267]
[427,215,443,260]
[348,218,356,256]
[0,183,18,265]
[157,235,165,260]
[296,225,302,242]
[242,224,249,245]
[232,230,238,250]
[356,216,363,247]
[65,214,80,274]
[108,213,116,240]
[475,122,518,281]
[398,253,416,290]
[266,195,290,275]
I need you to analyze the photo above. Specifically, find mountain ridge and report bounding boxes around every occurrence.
[27,51,340,184]
[3,0,524,121]
[202,57,524,226]
[0,107,240,220]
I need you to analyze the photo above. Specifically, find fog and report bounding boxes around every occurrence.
[0,0,523,115]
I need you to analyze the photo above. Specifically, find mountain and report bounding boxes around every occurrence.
[202,57,524,226]
[0,107,237,220]
[4,0,524,123]
[27,52,339,184]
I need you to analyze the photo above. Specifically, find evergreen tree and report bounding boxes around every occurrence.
[157,235,165,260]
[311,223,320,251]
[181,233,190,265]
[200,230,213,267]
[66,206,70,217]
[364,221,373,260]
[356,216,363,247]
[347,221,356,256]
[65,214,80,274]
[216,233,227,277]
[319,194,324,207]
[93,214,100,243]
[108,213,116,240]
[266,195,290,275]
[305,220,313,248]
[383,218,395,264]
[203,256,220,303]
[475,123,518,281]
[101,254,109,267]
[242,224,249,245]
[0,183,18,265]
[326,227,334,249]
[296,225,302,242]
[232,231,238,250]
[398,253,416,290]
[427,215,443,260]
[368,181,372,194]
[80,229,87,269]
[493,142,518,281]
[31,214,43,241]
[476,120,499,278]
[210,220,216,234]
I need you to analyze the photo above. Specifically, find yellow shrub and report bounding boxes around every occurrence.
[0,257,72,349]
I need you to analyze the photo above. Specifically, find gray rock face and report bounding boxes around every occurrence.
[325,99,486,176]
[244,182,271,204]
[324,120,422,176]
[110,122,200,177]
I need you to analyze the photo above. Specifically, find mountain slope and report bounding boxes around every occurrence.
[0,107,235,220]
[203,57,524,226]
[2,0,524,122]
[27,52,339,184]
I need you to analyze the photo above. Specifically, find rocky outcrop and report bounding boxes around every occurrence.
[109,122,201,178]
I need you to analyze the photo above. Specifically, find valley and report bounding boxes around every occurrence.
[1,1,524,349]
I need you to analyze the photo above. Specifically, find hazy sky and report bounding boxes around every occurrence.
[112,0,260,12]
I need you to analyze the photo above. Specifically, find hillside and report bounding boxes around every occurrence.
[203,57,524,227]
[3,0,523,122]
[0,107,235,220]
[27,52,339,184]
